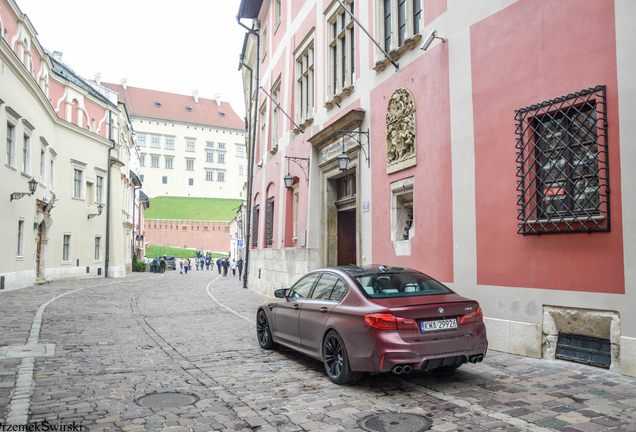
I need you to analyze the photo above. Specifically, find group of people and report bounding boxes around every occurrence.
[176,254,244,280]
[152,257,167,274]
[216,257,244,279]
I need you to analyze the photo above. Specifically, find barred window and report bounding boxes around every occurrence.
[515,85,609,234]
[252,204,260,247]
[265,196,275,245]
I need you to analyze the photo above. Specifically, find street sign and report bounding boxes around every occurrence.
[237,239,244,247]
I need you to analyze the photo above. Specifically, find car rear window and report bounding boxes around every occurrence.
[352,271,451,298]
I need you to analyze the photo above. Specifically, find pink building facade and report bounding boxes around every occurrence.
[238,0,636,376]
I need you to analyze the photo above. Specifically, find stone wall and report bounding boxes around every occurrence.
[145,219,230,254]
[246,248,321,296]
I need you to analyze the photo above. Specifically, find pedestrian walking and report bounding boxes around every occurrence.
[160,258,167,273]
[205,257,210,270]
[152,258,158,274]
[217,258,222,274]
[237,258,243,281]
[179,259,184,274]
[184,258,189,274]
[195,258,199,271]
[231,259,237,276]
[189,259,193,271]
[222,258,229,276]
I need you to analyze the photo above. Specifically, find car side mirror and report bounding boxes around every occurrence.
[274,288,289,298]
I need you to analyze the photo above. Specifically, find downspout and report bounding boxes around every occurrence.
[105,111,114,277]
[237,17,260,289]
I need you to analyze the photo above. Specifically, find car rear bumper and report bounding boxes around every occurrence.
[344,322,488,373]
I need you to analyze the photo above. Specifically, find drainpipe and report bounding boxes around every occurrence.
[237,17,260,289]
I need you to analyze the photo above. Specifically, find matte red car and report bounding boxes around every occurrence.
[256,266,488,384]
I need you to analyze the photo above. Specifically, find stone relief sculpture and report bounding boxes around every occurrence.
[386,88,416,173]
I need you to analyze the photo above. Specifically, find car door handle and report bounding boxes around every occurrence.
[293,304,300,310]
[320,307,329,313]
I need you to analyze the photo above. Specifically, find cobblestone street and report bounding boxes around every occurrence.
[1,270,635,432]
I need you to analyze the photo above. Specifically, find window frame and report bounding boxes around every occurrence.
[71,163,85,200]
[186,159,194,171]
[95,172,105,204]
[94,236,102,262]
[217,170,225,182]
[165,136,175,150]
[265,196,275,246]
[150,135,161,149]
[205,169,214,181]
[136,135,147,147]
[22,125,32,175]
[326,1,355,105]
[150,155,160,168]
[39,144,47,186]
[271,78,281,153]
[373,0,423,70]
[206,151,214,163]
[17,218,25,259]
[62,233,72,263]
[186,139,196,152]
[6,114,18,168]
[515,85,609,234]
[165,157,174,169]
[294,29,315,126]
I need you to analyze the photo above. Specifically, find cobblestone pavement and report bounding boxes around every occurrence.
[1,270,636,432]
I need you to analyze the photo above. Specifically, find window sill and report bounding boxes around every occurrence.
[373,34,423,73]
[21,171,32,179]
[523,215,606,225]
[16,256,24,261]
[326,85,355,111]
[5,164,17,171]
[294,117,314,134]
[71,196,84,201]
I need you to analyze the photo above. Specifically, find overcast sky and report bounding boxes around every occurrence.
[17,0,249,119]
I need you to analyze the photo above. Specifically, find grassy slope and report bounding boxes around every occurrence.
[144,197,242,221]
[145,245,227,259]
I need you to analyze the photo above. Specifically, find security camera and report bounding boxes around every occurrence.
[420,29,445,51]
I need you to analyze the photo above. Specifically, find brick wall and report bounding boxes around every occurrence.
[145,219,231,254]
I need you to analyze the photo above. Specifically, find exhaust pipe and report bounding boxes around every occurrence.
[403,365,411,374]
[469,355,484,364]
[391,365,403,374]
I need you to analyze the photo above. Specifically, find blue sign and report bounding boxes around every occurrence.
[237,239,244,247]
[363,201,370,213]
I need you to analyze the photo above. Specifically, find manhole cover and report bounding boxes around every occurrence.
[136,392,198,409]
[359,413,432,432]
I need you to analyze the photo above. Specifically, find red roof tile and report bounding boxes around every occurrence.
[102,82,245,131]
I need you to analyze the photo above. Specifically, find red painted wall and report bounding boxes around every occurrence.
[370,42,453,283]
[471,0,624,293]
[424,0,447,27]
[145,219,230,253]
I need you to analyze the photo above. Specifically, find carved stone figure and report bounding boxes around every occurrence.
[386,88,416,171]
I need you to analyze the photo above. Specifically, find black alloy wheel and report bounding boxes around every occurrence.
[256,310,276,350]
[323,331,362,384]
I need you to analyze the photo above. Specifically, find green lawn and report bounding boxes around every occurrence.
[144,197,242,221]
[145,244,228,259]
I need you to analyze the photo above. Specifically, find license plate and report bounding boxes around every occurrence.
[421,318,457,332]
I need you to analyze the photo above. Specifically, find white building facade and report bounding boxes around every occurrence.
[102,83,246,199]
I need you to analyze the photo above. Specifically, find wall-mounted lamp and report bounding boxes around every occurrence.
[10,178,38,201]
[337,129,370,172]
[88,204,104,220]
[283,156,310,188]
[420,29,446,51]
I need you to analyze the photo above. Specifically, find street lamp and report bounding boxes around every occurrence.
[282,156,310,188]
[10,178,38,201]
[88,204,104,220]
[337,151,350,172]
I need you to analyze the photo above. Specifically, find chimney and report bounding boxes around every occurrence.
[120,78,127,90]
[214,93,221,107]
[192,89,199,104]
[53,51,63,62]
[94,73,101,85]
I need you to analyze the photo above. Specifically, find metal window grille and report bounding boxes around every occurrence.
[515,85,609,234]
[252,205,260,247]
[265,196,275,245]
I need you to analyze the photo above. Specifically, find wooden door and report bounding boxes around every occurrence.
[36,224,43,277]
[337,210,356,266]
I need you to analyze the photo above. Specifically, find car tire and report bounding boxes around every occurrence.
[323,331,362,384]
[256,310,277,350]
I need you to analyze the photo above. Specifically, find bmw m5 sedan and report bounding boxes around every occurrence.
[256,265,488,384]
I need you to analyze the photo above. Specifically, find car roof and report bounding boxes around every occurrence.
[318,265,415,277]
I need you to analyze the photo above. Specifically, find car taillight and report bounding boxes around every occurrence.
[460,307,483,325]
[364,314,416,330]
